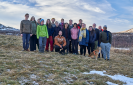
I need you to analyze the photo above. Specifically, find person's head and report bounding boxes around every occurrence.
[82,23,85,28]
[37,18,41,24]
[55,21,59,27]
[30,16,36,23]
[73,23,77,28]
[58,30,62,36]
[93,23,96,28]
[65,23,68,29]
[51,18,55,23]
[103,25,107,31]
[89,26,93,31]
[25,13,29,20]
[98,26,102,30]
[40,19,44,25]
[46,19,52,28]
[61,18,64,23]
[69,19,73,25]
[79,19,82,24]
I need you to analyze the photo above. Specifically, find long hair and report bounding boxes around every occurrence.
[89,26,95,35]
[73,23,78,28]
[30,16,37,24]
[46,19,52,28]
[64,23,69,29]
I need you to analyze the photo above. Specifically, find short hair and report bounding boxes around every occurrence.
[55,21,58,23]
[38,18,41,21]
[73,23,78,28]
[51,18,55,21]
[25,13,29,16]
[79,19,82,21]
[69,19,73,22]
[61,18,64,21]
[89,26,92,28]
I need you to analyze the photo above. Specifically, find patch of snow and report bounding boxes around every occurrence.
[32,81,39,85]
[30,74,37,79]
[114,48,130,50]
[106,81,118,85]
[83,70,133,85]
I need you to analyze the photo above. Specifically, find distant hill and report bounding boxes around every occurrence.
[0,23,20,36]
[119,28,133,33]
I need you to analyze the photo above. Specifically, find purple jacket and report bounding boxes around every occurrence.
[59,23,65,30]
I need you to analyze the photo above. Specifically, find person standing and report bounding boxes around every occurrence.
[77,19,83,29]
[99,25,112,60]
[78,23,89,56]
[45,19,54,52]
[54,31,67,55]
[87,26,96,55]
[98,26,103,58]
[53,21,61,38]
[59,18,65,30]
[68,19,73,53]
[71,23,79,55]
[20,13,32,51]
[36,19,49,53]
[92,23,99,50]
[51,18,56,28]
[62,23,71,54]
[30,16,37,51]
[37,18,41,25]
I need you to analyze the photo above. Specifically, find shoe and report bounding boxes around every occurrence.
[102,54,104,58]
[51,51,54,52]
[59,51,62,54]
[105,59,106,60]
[107,59,110,61]
[22,49,25,51]
[26,49,29,51]
[98,53,100,58]
[62,52,65,55]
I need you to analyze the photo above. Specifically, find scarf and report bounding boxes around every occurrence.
[79,27,86,41]
[104,30,109,40]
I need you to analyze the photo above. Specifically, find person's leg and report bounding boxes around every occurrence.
[30,35,34,51]
[66,39,69,53]
[75,40,78,54]
[83,45,86,56]
[80,45,83,55]
[22,33,26,50]
[49,36,53,51]
[69,41,72,53]
[72,39,75,53]
[33,35,37,51]
[106,43,111,60]
[54,45,60,52]
[43,37,47,52]
[45,38,49,51]
[26,34,30,50]
[100,42,106,60]
[87,43,91,55]
[94,40,98,50]
[39,37,43,52]
[36,38,39,50]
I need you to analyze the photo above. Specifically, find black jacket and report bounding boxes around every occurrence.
[94,28,99,41]
[62,28,71,40]
[53,26,61,38]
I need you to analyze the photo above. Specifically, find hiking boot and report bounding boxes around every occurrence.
[107,59,110,61]
[26,49,29,51]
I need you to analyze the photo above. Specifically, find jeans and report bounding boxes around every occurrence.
[72,39,78,54]
[87,43,95,55]
[45,36,53,51]
[100,42,111,59]
[22,33,30,50]
[39,37,47,52]
[80,45,86,56]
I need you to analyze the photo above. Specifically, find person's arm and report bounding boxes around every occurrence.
[92,33,96,43]
[77,30,80,42]
[36,25,39,39]
[68,29,71,40]
[109,32,112,44]
[99,32,102,44]
[20,21,23,34]
[45,25,49,38]
[97,29,99,41]
[63,37,66,47]
[86,29,89,43]
[54,37,61,47]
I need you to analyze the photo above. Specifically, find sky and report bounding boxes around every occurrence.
[0,0,133,32]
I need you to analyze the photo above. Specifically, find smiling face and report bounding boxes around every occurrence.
[69,20,72,25]
[93,23,96,28]
[61,19,64,23]
[51,18,55,23]
[41,20,44,25]
[65,23,68,29]
[25,14,29,20]
[79,19,82,24]
[31,17,35,21]
[82,23,85,28]
[89,26,92,31]
[59,31,62,36]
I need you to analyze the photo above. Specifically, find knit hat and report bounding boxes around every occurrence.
[40,19,44,23]
[103,25,107,28]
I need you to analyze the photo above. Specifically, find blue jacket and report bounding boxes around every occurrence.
[46,25,54,36]
[78,29,89,46]
[53,26,61,38]
[62,28,71,40]
[89,31,96,43]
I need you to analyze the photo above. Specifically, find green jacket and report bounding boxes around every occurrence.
[31,21,37,35]
[99,31,112,44]
[36,25,49,39]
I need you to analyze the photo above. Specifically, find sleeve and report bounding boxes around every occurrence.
[45,25,49,38]
[63,37,66,47]
[109,32,112,44]
[69,29,71,40]
[86,29,89,43]
[92,33,96,43]
[99,32,102,44]
[36,25,39,39]
[97,29,100,40]
[52,27,54,34]
[30,22,32,34]
[54,37,61,47]
[77,30,80,42]
[20,21,23,34]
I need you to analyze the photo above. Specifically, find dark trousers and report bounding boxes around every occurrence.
[72,39,78,54]
[22,33,30,50]
[87,43,95,55]
[36,39,39,49]
[80,45,86,56]
[69,41,72,53]
[66,39,70,53]
[54,45,66,53]
[30,35,37,51]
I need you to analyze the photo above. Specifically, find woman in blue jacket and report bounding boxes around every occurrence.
[78,23,89,56]
[87,26,96,55]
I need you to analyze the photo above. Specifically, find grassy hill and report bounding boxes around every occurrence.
[0,34,133,85]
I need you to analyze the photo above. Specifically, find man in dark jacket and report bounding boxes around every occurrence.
[99,25,112,61]
[20,13,32,51]
[93,23,99,50]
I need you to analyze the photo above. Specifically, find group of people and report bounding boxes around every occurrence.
[20,13,112,60]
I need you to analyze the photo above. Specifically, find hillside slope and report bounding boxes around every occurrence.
[0,35,133,85]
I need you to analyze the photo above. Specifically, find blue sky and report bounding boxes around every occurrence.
[0,0,133,32]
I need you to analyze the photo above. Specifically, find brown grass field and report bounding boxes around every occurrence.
[0,34,133,85]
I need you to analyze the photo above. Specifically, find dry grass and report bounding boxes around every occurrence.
[0,34,133,85]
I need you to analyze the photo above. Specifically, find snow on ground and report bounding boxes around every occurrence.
[106,81,118,85]
[114,48,130,50]
[83,70,133,85]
